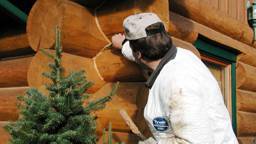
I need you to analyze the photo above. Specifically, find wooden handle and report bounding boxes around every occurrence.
[119,109,146,140]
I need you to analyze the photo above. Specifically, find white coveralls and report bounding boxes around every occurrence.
[122,41,239,144]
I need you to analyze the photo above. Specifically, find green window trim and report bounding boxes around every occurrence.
[194,38,237,134]
[0,0,27,23]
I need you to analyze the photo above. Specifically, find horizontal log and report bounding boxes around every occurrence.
[28,49,143,93]
[237,111,256,136]
[236,62,256,92]
[97,0,169,38]
[27,0,169,57]
[237,89,256,113]
[171,37,200,58]
[27,0,109,57]
[0,122,10,144]
[28,50,106,93]
[238,137,256,144]
[238,54,256,68]
[0,56,32,87]
[87,83,143,133]
[169,12,198,43]
[95,49,143,82]
[172,12,256,57]
[0,87,28,121]
[0,34,34,58]
[170,0,255,48]
[97,131,138,144]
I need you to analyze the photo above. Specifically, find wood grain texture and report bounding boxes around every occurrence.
[209,0,219,9]
[238,136,256,144]
[171,13,256,56]
[237,0,246,23]
[27,0,109,57]
[0,34,33,58]
[236,62,256,92]
[219,0,228,14]
[228,0,238,19]
[27,0,169,57]
[95,49,143,82]
[169,12,198,43]
[238,53,256,67]
[237,111,256,136]
[0,87,28,121]
[170,0,255,48]
[0,57,32,87]
[0,122,10,144]
[87,83,144,133]
[27,50,106,93]
[97,0,169,38]
[237,89,256,113]
[28,49,144,93]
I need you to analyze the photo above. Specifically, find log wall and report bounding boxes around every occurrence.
[237,54,256,143]
[1,0,256,143]
[200,0,247,23]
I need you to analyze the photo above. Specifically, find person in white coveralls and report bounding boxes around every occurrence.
[111,13,239,144]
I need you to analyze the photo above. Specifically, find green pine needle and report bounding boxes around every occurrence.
[5,27,119,144]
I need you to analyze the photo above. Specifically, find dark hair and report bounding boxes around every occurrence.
[129,22,172,61]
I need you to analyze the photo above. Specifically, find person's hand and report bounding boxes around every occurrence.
[138,137,157,144]
[111,33,125,49]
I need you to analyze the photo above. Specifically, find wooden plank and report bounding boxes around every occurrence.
[0,87,28,121]
[219,0,228,14]
[209,0,219,9]
[0,122,10,144]
[237,111,256,136]
[228,0,238,19]
[0,56,32,87]
[88,83,143,133]
[236,62,256,92]
[238,137,256,144]
[237,0,247,23]
[237,89,256,113]
[170,0,255,48]
[0,34,34,58]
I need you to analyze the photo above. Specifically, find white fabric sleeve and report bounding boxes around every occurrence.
[161,75,214,144]
[121,41,136,62]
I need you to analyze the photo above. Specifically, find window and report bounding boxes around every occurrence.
[201,55,232,116]
[194,37,238,133]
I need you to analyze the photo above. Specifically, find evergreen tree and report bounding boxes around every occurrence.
[5,27,118,144]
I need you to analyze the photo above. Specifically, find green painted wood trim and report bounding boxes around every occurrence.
[194,38,237,62]
[0,0,27,23]
[194,38,237,134]
[231,63,237,134]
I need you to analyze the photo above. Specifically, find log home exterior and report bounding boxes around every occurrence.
[0,0,256,143]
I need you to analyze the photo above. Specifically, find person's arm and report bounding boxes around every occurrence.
[111,33,136,62]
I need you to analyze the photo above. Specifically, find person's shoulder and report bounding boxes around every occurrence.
[176,47,199,58]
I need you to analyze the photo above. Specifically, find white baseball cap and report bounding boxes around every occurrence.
[123,13,164,40]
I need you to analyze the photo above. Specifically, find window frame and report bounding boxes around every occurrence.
[194,38,237,134]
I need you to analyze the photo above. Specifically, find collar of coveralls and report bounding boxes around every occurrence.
[145,44,177,89]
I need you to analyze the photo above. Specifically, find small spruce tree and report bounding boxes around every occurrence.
[5,27,118,144]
